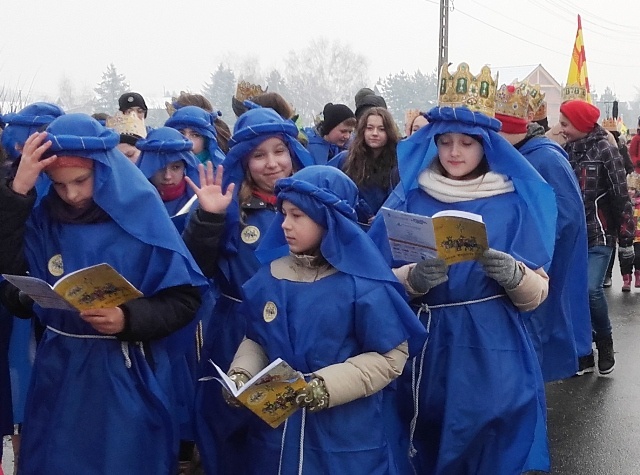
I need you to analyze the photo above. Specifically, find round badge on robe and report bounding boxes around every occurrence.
[48,254,64,277]
[241,225,260,244]
[263,301,277,322]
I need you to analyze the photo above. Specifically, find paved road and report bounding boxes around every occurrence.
[3,273,640,475]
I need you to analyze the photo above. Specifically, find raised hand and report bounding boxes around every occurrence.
[12,132,58,195]
[185,162,236,214]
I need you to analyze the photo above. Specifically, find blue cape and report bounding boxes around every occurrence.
[165,106,226,166]
[387,107,557,263]
[1,102,65,160]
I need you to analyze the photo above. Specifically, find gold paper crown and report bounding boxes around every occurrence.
[562,83,587,102]
[495,81,529,120]
[105,111,147,139]
[532,101,548,122]
[602,117,619,132]
[234,80,267,102]
[526,83,546,115]
[439,62,497,117]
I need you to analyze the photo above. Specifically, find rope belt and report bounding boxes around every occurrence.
[46,325,144,369]
[408,294,506,468]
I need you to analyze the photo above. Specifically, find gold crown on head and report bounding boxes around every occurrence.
[439,62,497,117]
[105,111,147,139]
[495,81,529,120]
[562,83,587,102]
[602,117,619,132]
[234,80,266,102]
[526,83,546,116]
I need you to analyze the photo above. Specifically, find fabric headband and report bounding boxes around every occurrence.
[275,177,358,225]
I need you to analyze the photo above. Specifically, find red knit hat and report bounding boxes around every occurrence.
[559,100,600,133]
[495,113,528,134]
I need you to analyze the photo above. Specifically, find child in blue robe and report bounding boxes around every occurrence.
[165,106,226,167]
[136,126,201,219]
[223,165,426,474]
[369,106,556,474]
[0,114,207,474]
[183,107,314,474]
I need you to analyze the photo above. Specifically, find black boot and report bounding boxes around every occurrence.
[595,334,615,374]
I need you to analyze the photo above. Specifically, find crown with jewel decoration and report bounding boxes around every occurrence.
[562,83,587,102]
[439,62,498,117]
[495,81,529,120]
[526,83,546,116]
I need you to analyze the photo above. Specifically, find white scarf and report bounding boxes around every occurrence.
[417,168,515,203]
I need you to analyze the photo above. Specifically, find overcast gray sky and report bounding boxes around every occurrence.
[2,0,639,105]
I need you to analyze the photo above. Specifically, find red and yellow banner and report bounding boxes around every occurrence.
[566,14,592,103]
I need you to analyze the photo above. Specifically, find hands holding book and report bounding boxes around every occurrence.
[223,371,330,413]
[479,249,524,290]
[408,258,449,294]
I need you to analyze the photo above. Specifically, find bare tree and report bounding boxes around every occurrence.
[284,39,369,124]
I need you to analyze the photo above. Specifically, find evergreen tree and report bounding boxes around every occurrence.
[93,63,129,113]
[202,63,236,125]
[377,69,438,126]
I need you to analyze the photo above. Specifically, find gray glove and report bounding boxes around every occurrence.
[407,258,449,294]
[479,249,523,290]
[618,246,635,261]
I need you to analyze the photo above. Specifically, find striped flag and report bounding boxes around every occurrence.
[566,14,592,103]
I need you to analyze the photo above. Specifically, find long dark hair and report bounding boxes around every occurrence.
[343,107,399,189]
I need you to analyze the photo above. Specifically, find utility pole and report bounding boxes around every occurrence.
[438,0,450,80]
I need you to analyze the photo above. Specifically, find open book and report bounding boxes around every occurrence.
[381,207,489,265]
[2,263,143,312]
[204,358,307,428]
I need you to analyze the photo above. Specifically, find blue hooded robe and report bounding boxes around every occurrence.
[136,126,201,219]
[18,114,207,475]
[369,107,556,475]
[193,107,314,475]
[165,106,226,167]
[303,126,342,165]
[234,166,426,475]
[518,135,592,381]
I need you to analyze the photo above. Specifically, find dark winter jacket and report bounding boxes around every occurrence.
[564,125,635,248]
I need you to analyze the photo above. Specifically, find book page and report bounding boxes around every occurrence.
[432,213,488,264]
[380,207,438,263]
[52,263,143,311]
[206,358,306,428]
[235,359,306,428]
[1,274,77,311]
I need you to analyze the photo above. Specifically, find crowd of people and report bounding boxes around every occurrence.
[0,62,637,475]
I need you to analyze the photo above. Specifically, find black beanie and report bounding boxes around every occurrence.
[321,103,355,136]
[355,88,375,108]
[119,92,148,117]
[354,95,387,120]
